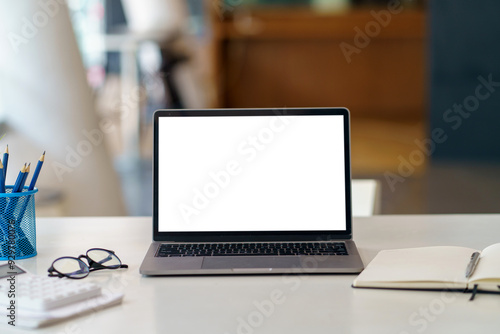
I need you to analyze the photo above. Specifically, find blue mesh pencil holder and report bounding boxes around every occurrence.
[0,186,38,260]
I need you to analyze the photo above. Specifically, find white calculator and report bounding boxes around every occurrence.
[0,263,102,311]
[0,263,124,328]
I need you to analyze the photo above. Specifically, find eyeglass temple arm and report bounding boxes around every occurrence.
[96,254,114,264]
[47,271,65,278]
[87,263,128,273]
[81,251,128,269]
[78,251,115,265]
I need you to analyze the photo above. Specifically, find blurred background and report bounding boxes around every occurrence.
[0,0,499,216]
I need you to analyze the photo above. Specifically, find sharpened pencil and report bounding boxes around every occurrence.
[13,164,26,193]
[5,163,33,257]
[0,160,5,193]
[19,163,30,192]
[28,151,45,191]
[2,145,8,179]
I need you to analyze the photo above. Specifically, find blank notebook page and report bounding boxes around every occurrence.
[355,246,475,285]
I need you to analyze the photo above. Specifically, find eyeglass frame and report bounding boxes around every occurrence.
[47,248,128,279]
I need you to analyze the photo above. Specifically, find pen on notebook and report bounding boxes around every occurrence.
[465,251,480,278]
[2,145,8,179]
[0,160,5,193]
[28,151,45,190]
[13,164,26,193]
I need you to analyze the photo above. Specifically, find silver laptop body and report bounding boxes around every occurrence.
[140,108,364,275]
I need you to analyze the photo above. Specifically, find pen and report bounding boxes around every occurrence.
[465,251,480,278]
[2,145,8,179]
[28,151,45,190]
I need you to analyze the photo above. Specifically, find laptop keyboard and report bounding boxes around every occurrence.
[156,242,348,257]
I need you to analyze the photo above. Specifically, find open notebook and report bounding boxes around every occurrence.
[353,243,500,295]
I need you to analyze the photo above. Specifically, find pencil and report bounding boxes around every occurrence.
[2,145,8,179]
[13,164,26,193]
[19,163,30,192]
[7,164,33,257]
[28,151,45,191]
[0,160,5,193]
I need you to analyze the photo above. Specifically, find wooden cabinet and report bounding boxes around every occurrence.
[209,7,426,121]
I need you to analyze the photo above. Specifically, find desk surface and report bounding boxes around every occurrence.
[2,215,500,333]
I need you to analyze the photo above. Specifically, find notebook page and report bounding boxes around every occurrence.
[353,246,475,288]
[469,243,500,285]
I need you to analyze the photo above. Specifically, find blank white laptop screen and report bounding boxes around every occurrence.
[158,115,347,232]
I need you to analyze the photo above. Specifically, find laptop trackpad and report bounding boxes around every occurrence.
[202,256,301,269]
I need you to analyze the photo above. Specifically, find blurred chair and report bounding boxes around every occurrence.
[352,179,381,217]
[0,1,126,216]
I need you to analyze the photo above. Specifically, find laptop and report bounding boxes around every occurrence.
[140,107,364,275]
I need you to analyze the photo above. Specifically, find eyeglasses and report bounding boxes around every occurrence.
[48,248,128,279]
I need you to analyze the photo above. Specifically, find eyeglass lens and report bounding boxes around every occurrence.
[53,258,89,279]
[87,249,121,268]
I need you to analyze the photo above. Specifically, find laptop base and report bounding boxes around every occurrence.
[140,241,363,276]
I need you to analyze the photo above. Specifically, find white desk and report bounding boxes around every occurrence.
[2,215,500,333]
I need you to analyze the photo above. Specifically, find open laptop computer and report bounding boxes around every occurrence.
[140,107,364,275]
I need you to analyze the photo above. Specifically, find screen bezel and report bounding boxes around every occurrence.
[153,108,352,242]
